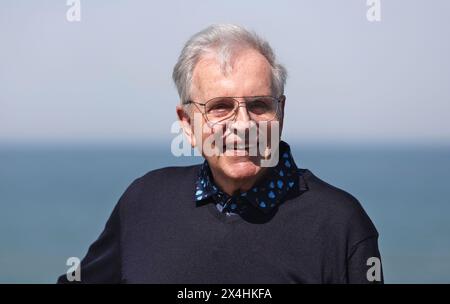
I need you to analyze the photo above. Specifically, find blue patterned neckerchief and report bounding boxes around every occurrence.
[194,141,302,215]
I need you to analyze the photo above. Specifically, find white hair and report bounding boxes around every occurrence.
[172,24,288,104]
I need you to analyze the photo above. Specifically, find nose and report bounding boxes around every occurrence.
[229,102,256,139]
[234,102,251,123]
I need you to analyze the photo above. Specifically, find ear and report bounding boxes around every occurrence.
[279,95,286,132]
[176,105,196,148]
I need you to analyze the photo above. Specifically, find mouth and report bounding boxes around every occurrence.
[222,143,259,156]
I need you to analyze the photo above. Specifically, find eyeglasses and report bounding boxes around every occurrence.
[185,95,284,126]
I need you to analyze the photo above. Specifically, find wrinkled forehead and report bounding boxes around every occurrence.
[191,48,273,102]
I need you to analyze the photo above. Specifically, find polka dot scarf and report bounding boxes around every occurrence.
[194,141,300,215]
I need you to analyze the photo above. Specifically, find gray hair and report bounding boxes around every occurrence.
[172,24,287,104]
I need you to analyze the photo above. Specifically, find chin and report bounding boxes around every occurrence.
[221,156,262,180]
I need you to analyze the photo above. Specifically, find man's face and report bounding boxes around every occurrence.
[177,48,284,184]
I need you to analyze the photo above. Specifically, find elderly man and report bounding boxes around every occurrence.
[58,24,382,284]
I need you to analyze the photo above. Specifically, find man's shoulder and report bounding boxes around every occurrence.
[300,168,362,209]
[116,164,201,211]
[298,168,378,237]
[126,164,201,194]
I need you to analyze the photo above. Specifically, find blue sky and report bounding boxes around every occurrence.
[1,0,449,144]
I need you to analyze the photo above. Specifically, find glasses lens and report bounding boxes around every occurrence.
[203,96,279,124]
[247,97,278,121]
[205,97,237,123]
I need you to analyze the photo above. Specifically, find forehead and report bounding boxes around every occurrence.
[191,48,272,101]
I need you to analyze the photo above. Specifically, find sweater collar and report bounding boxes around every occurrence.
[194,141,307,214]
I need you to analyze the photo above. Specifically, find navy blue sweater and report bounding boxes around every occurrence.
[57,165,382,283]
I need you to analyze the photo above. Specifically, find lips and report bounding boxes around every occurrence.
[222,142,257,150]
[220,142,260,158]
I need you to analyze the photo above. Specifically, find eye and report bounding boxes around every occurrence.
[210,103,233,111]
[207,98,235,116]
[248,98,271,114]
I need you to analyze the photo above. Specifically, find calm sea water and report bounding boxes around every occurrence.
[1,142,449,283]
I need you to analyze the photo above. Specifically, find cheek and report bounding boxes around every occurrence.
[256,122,279,143]
[201,124,226,145]
[198,123,228,160]
[201,128,212,143]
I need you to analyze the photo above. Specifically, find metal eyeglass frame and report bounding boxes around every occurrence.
[184,95,285,127]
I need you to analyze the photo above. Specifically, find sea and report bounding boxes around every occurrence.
[1,141,449,283]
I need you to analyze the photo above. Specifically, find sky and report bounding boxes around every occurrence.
[1,0,449,144]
